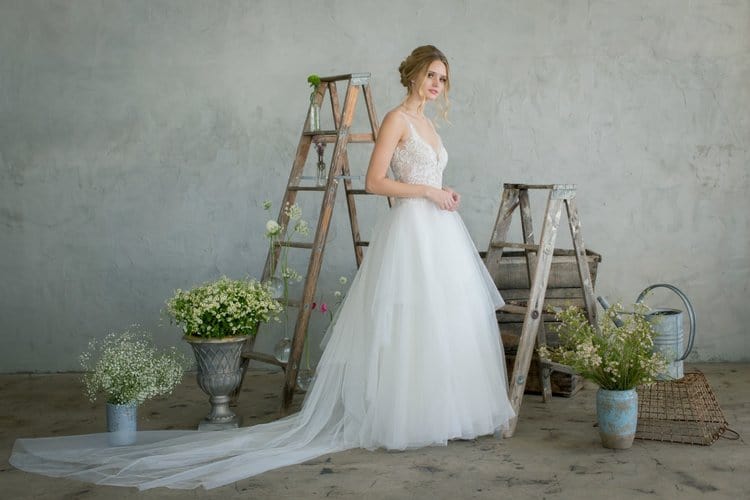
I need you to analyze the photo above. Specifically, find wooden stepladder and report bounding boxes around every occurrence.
[484,184,598,437]
[240,73,383,413]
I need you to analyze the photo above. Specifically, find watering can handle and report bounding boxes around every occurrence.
[636,283,696,361]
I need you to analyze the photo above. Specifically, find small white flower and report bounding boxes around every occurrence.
[285,203,303,221]
[339,276,348,285]
[294,219,309,236]
[265,220,281,236]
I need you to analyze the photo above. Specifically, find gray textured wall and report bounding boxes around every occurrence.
[1,0,748,372]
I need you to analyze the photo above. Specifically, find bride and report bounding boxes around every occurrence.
[10,45,514,490]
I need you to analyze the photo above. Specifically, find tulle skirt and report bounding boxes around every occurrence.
[10,198,514,490]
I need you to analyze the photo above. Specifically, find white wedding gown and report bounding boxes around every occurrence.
[10,114,515,490]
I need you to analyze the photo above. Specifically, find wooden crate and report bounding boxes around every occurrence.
[492,249,602,397]
[487,248,602,290]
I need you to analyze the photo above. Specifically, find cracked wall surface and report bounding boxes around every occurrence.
[0,0,748,371]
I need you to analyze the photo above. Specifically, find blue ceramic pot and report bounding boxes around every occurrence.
[596,388,637,449]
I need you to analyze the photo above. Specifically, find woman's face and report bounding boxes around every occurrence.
[417,60,448,101]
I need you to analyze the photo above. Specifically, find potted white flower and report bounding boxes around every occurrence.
[166,276,282,429]
[539,304,666,449]
[80,326,187,445]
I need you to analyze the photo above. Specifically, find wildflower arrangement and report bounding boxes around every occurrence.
[263,201,309,288]
[166,277,283,338]
[538,304,667,390]
[80,327,187,405]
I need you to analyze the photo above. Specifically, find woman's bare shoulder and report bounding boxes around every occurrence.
[380,108,409,138]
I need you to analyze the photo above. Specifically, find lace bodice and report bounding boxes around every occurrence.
[390,118,448,188]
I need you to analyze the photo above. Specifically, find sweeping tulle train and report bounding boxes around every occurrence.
[10,198,514,490]
[10,112,515,490]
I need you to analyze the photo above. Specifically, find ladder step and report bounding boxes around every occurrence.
[303,129,338,137]
[540,359,577,375]
[498,304,528,315]
[289,186,326,192]
[347,189,372,195]
[242,351,287,368]
[281,298,302,308]
[302,132,375,143]
[320,72,370,83]
[276,241,314,249]
[504,183,575,190]
[354,241,369,247]
[490,242,540,251]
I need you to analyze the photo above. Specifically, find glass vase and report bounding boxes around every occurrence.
[308,102,320,131]
[266,277,284,300]
[273,337,292,363]
[296,367,315,391]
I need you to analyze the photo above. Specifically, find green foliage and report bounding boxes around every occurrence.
[538,305,667,390]
[307,74,322,103]
[80,327,187,405]
[166,277,282,338]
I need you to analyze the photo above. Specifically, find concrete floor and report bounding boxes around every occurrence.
[1,363,748,500]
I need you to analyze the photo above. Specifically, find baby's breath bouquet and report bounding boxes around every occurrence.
[166,277,282,339]
[539,305,667,390]
[80,327,187,405]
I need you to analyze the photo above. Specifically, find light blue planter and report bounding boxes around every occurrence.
[106,402,137,446]
[596,388,638,449]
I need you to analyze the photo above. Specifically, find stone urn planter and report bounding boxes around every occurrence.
[185,335,252,430]
[166,277,284,429]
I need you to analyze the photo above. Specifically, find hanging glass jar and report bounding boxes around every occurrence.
[314,141,327,186]
[316,159,327,187]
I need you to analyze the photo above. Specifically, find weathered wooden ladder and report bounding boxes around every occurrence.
[240,73,383,412]
[484,183,598,437]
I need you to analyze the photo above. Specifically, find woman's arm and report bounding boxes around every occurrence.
[365,111,456,210]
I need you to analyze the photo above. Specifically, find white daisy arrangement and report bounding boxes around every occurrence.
[166,277,282,339]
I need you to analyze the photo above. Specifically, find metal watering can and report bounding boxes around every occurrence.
[597,283,696,380]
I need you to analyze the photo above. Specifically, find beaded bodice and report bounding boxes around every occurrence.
[389,118,448,188]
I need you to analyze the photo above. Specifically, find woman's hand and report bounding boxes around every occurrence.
[425,186,459,211]
[442,187,461,211]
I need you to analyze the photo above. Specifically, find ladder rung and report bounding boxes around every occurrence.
[303,132,375,143]
[490,242,540,251]
[347,189,372,195]
[276,241,314,249]
[540,359,577,375]
[320,72,370,83]
[242,351,287,368]
[282,298,302,308]
[354,241,369,247]
[504,183,576,190]
[498,304,528,315]
[289,186,326,192]
[303,129,338,137]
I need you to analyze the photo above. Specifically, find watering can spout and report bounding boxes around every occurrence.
[596,296,625,327]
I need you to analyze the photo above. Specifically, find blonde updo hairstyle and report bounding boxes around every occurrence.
[398,45,451,122]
